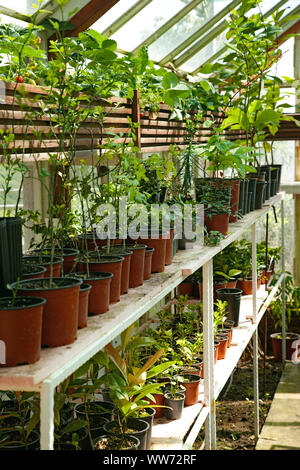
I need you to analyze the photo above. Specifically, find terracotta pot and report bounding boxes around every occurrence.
[22,255,63,277]
[144,247,154,280]
[22,265,46,280]
[62,248,80,274]
[80,255,123,303]
[181,374,201,406]
[139,232,167,273]
[238,278,253,295]
[204,213,229,236]
[228,179,241,223]
[13,277,82,347]
[102,246,132,295]
[78,283,91,329]
[126,244,146,288]
[179,364,202,377]
[146,393,164,418]
[0,296,45,367]
[165,228,174,266]
[214,341,220,362]
[76,272,113,315]
[218,328,231,348]
[270,332,300,361]
[215,334,227,360]
[178,281,194,297]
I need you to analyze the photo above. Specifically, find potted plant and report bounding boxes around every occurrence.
[163,367,185,420]
[0,293,45,366]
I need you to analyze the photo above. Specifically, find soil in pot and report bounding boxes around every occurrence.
[216,288,243,327]
[22,264,46,280]
[181,374,201,406]
[0,296,45,367]
[204,213,229,236]
[78,283,91,329]
[164,392,185,420]
[11,277,82,347]
[144,247,154,280]
[104,417,149,450]
[270,332,300,361]
[102,246,132,295]
[74,272,113,315]
[126,244,146,288]
[78,255,123,304]
[139,231,167,273]
[22,255,63,277]
[94,434,140,451]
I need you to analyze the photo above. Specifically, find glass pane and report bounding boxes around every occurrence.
[109,0,195,51]
[149,0,233,62]
[181,28,227,72]
[270,37,294,79]
[92,0,136,33]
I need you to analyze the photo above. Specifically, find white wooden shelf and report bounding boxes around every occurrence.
[0,192,284,450]
[0,193,284,391]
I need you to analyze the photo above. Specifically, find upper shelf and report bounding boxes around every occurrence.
[0,192,284,391]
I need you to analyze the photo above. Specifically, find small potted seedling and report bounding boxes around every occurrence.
[164,367,185,420]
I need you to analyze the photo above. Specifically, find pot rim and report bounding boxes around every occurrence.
[74,271,114,281]
[10,277,83,291]
[0,296,46,310]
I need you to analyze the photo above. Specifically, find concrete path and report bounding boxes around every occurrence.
[256,363,300,450]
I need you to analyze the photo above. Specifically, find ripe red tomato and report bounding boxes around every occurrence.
[140,112,144,118]
[15,76,24,83]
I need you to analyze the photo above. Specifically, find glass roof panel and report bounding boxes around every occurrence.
[181,28,226,71]
[91,0,137,33]
[105,0,195,52]
[148,0,233,62]
[270,37,295,79]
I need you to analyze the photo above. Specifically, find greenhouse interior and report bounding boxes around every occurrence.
[0,0,300,453]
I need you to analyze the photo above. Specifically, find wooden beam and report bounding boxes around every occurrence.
[51,0,120,38]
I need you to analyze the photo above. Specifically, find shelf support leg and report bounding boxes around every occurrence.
[281,198,286,363]
[252,222,257,323]
[40,379,55,450]
[203,259,216,450]
[252,221,259,440]
[253,330,259,441]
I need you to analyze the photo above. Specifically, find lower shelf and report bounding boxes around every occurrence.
[151,284,273,450]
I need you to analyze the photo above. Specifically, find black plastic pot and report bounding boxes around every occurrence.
[270,167,279,196]
[238,179,245,218]
[272,164,282,193]
[216,288,243,327]
[74,401,114,423]
[93,434,140,451]
[255,181,265,210]
[247,178,257,212]
[101,387,113,403]
[134,407,155,450]
[0,430,40,450]
[104,417,149,450]
[164,392,185,420]
[247,191,253,213]
[260,165,271,200]
[243,180,249,215]
[0,217,22,295]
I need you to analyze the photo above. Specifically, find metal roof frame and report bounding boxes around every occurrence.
[191,0,293,75]
[159,0,242,66]
[101,0,153,38]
